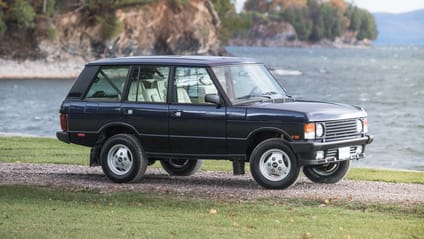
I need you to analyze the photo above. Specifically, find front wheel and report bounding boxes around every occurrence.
[100,134,147,183]
[250,139,300,189]
[160,159,203,176]
[303,160,351,184]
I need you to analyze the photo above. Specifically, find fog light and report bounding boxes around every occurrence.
[316,151,324,160]
[356,146,363,155]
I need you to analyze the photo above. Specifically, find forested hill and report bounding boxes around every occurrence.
[0,0,223,60]
[221,0,378,47]
[0,0,377,60]
[373,9,424,45]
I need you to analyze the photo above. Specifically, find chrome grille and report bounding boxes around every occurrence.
[324,119,360,142]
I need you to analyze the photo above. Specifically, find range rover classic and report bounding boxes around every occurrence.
[57,56,373,189]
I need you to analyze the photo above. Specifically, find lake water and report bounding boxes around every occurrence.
[1,46,423,171]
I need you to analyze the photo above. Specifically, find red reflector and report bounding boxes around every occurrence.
[77,133,86,137]
[60,114,68,131]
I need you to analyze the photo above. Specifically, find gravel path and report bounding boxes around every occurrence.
[1,163,423,205]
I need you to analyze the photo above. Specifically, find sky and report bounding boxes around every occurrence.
[349,0,424,13]
[233,0,424,13]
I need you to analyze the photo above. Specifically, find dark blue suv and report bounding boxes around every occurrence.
[57,56,373,189]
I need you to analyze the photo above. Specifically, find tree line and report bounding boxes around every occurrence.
[0,0,377,46]
[214,0,378,42]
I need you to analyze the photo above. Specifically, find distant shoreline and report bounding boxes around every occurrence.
[0,58,84,80]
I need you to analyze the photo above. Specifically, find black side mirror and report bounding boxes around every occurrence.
[204,94,221,105]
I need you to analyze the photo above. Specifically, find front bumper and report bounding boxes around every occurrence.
[289,135,374,166]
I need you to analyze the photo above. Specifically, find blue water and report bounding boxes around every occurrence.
[227,46,424,171]
[0,46,423,170]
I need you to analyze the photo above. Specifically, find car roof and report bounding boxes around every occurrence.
[86,56,260,67]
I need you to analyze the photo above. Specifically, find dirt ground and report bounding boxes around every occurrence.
[1,163,423,205]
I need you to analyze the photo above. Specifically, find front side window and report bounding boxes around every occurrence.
[85,66,129,101]
[212,64,287,104]
[127,65,170,103]
[174,67,218,104]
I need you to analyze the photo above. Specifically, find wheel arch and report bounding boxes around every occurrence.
[96,123,141,145]
[245,127,292,161]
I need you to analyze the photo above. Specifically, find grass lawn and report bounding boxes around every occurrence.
[1,136,423,184]
[1,137,424,238]
[0,185,423,239]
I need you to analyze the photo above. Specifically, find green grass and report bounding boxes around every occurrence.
[348,168,424,184]
[0,136,89,165]
[1,137,424,238]
[1,137,424,184]
[0,185,423,239]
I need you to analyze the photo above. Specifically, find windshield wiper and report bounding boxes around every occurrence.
[238,94,271,100]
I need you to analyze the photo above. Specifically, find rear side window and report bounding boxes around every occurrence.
[85,66,129,101]
[127,65,170,103]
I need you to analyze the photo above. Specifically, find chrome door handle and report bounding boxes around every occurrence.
[172,111,182,117]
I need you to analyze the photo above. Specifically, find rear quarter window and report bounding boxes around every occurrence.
[85,66,129,101]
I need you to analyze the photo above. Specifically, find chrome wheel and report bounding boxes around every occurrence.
[259,149,291,181]
[167,159,190,169]
[107,144,134,176]
[160,159,203,176]
[303,161,351,184]
[310,163,340,176]
[250,139,300,189]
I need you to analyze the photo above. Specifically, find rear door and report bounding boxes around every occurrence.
[121,65,170,153]
[169,66,227,155]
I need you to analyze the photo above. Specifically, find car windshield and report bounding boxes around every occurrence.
[211,64,288,104]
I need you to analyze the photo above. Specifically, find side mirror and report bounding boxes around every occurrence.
[204,94,221,105]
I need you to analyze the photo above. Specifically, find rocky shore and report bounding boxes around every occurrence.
[0,58,84,79]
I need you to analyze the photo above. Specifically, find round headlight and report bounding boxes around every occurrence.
[316,123,324,137]
[356,119,363,133]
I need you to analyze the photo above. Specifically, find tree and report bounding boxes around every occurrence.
[346,5,361,31]
[0,10,6,40]
[7,0,36,29]
[244,0,269,13]
[281,5,312,40]
[319,3,346,40]
[357,10,378,40]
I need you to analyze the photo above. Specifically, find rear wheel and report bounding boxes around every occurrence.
[303,160,351,184]
[100,134,147,183]
[160,159,203,176]
[250,139,300,189]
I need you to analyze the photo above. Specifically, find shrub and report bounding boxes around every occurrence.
[99,15,124,40]
[8,0,36,29]
[0,10,6,40]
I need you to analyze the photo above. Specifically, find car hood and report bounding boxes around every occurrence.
[245,100,367,122]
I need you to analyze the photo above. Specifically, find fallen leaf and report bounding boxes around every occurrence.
[302,232,311,239]
[209,209,217,214]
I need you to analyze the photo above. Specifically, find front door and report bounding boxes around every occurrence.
[169,66,226,155]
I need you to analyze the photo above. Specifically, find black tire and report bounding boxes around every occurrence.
[303,160,351,184]
[160,159,203,176]
[100,134,147,183]
[250,139,300,189]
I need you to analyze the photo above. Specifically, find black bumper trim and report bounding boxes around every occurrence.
[56,131,70,144]
[289,135,374,153]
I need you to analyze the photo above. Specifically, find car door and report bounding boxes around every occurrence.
[121,65,170,153]
[169,66,227,155]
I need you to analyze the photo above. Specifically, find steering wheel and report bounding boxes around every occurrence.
[199,76,212,85]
